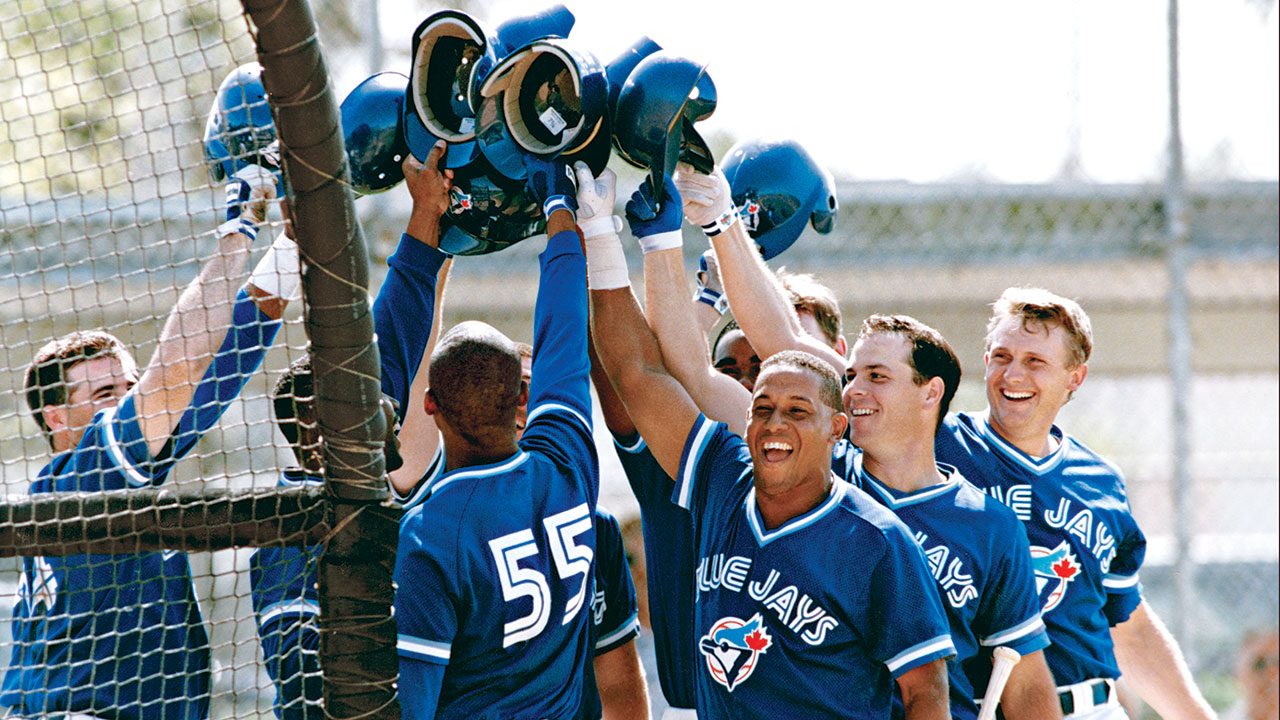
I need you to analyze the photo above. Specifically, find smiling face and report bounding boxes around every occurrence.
[746,364,845,501]
[984,314,1087,454]
[842,332,937,457]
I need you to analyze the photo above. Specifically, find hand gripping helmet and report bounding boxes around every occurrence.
[436,153,545,256]
[474,38,608,179]
[340,72,410,196]
[613,52,716,193]
[721,138,838,260]
[403,10,489,168]
[203,63,281,185]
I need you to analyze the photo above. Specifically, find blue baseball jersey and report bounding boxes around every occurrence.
[2,290,280,720]
[674,415,955,719]
[372,233,449,421]
[847,451,1050,719]
[610,433,698,710]
[394,230,598,719]
[249,470,324,720]
[935,411,1146,688]
[576,506,641,720]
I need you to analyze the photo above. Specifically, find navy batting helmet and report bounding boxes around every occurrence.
[468,4,576,111]
[474,38,608,178]
[403,10,488,168]
[203,63,280,185]
[613,52,716,193]
[721,138,838,260]
[340,72,410,196]
[437,154,546,255]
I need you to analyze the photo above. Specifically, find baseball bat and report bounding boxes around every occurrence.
[976,646,1022,720]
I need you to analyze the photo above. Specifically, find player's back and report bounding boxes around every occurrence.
[397,445,597,720]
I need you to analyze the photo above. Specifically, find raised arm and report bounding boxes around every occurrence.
[389,257,451,496]
[585,175,701,479]
[628,176,752,433]
[674,166,846,372]
[1112,600,1218,720]
[133,165,276,455]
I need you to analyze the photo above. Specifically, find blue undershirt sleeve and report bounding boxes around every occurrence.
[372,233,449,420]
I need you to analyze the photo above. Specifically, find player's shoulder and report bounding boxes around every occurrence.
[594,504,622,531]
[1058,430,1127,480]
[834,480,917,553]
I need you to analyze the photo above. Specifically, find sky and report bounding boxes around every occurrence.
[356,0,1279,184]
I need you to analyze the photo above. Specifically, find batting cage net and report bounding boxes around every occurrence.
[1,0,396,718]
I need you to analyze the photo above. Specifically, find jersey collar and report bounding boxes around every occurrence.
[854,454,963,509]
[745,476,847,547]
[977,411,1068,476]
[429,450,530,497]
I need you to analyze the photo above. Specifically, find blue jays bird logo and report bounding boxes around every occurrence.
[449,187,473,214]
[699,613,773,691]
[1030,541,1081,612]
[737,198,762,233]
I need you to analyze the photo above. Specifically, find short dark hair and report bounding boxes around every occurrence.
[429,322,522,445]
[777,269,843,349]
[26,330,133,438]
[757,350,843,413]
[273,355,314,458]
[858,314,961,433]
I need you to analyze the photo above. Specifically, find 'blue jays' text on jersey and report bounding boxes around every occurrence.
[576,506,641,720]
[2,290,280,720]
[611,433,698,710]
[848,451,1050,720]
[250,470,324,720]
[935,411,1146,688]
[674,416,955,719]
[394,229,598,720]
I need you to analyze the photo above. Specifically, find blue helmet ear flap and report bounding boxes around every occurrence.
[613,52,717,191]
[810,180,838,235]
[404,10,488,164]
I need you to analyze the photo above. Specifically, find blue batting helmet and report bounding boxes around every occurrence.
[437,154,546,255]
[468,4,576,111]
[403,10,488,167]
[340,72,410,196]
[203,63,280,186]
[474,38,608,179]
[613,52,717,195]
[721,138,838,260]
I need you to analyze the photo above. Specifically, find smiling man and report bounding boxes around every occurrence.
[590,177,955,720]
[934,287,1217,720]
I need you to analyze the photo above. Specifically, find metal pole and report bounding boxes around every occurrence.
[1165,0,1196,667]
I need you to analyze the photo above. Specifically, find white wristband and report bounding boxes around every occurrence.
[700,207,740,237]
[578,214,623,239]
[637,230,683,254]
[248,233,302,301]
[584,232,630,290]
[217,217,258,242]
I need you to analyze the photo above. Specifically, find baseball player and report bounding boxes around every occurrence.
[392,156,599,718]
[589,175,955,719]
[249,145,454,719]
[3,165,287,720]
[673,166,1063,717]
[840,315,1060,719]
[933,288,1218,720]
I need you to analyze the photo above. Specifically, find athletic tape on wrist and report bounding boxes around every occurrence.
[700,207,740,237]
[248,233,301,300]
[578,214,623,239]
[543,196,576,220]
[637,229,683,254]
[694,286,729,314]
[584,233,630,290]
[217,217,258,242]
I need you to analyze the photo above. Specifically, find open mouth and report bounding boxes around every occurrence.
[761,440,793,463]
[1000,390,1034,401]
[848,408,875,417]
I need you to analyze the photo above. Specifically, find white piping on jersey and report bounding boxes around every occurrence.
[279,471,323,487]
[745,479,847,547]
[595,612,640,650]
[393,438,445,509]
[1102,571,1140,589]
[101,405,154,488]
[526,401,591,435]
[258,599,319,628]
[855,454,963,509]
[676,417,715,511]
[978,415,1068,475]
[885,634,956,674]
[614,434,646,454]
[397,634,451,663]
[428,452,531,497]
[980,613,1046,647]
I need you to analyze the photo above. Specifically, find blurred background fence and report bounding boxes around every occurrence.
[0,0,1276,716]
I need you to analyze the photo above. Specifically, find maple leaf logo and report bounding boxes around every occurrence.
[1052,557,1078,579]
[744,629,769,652]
